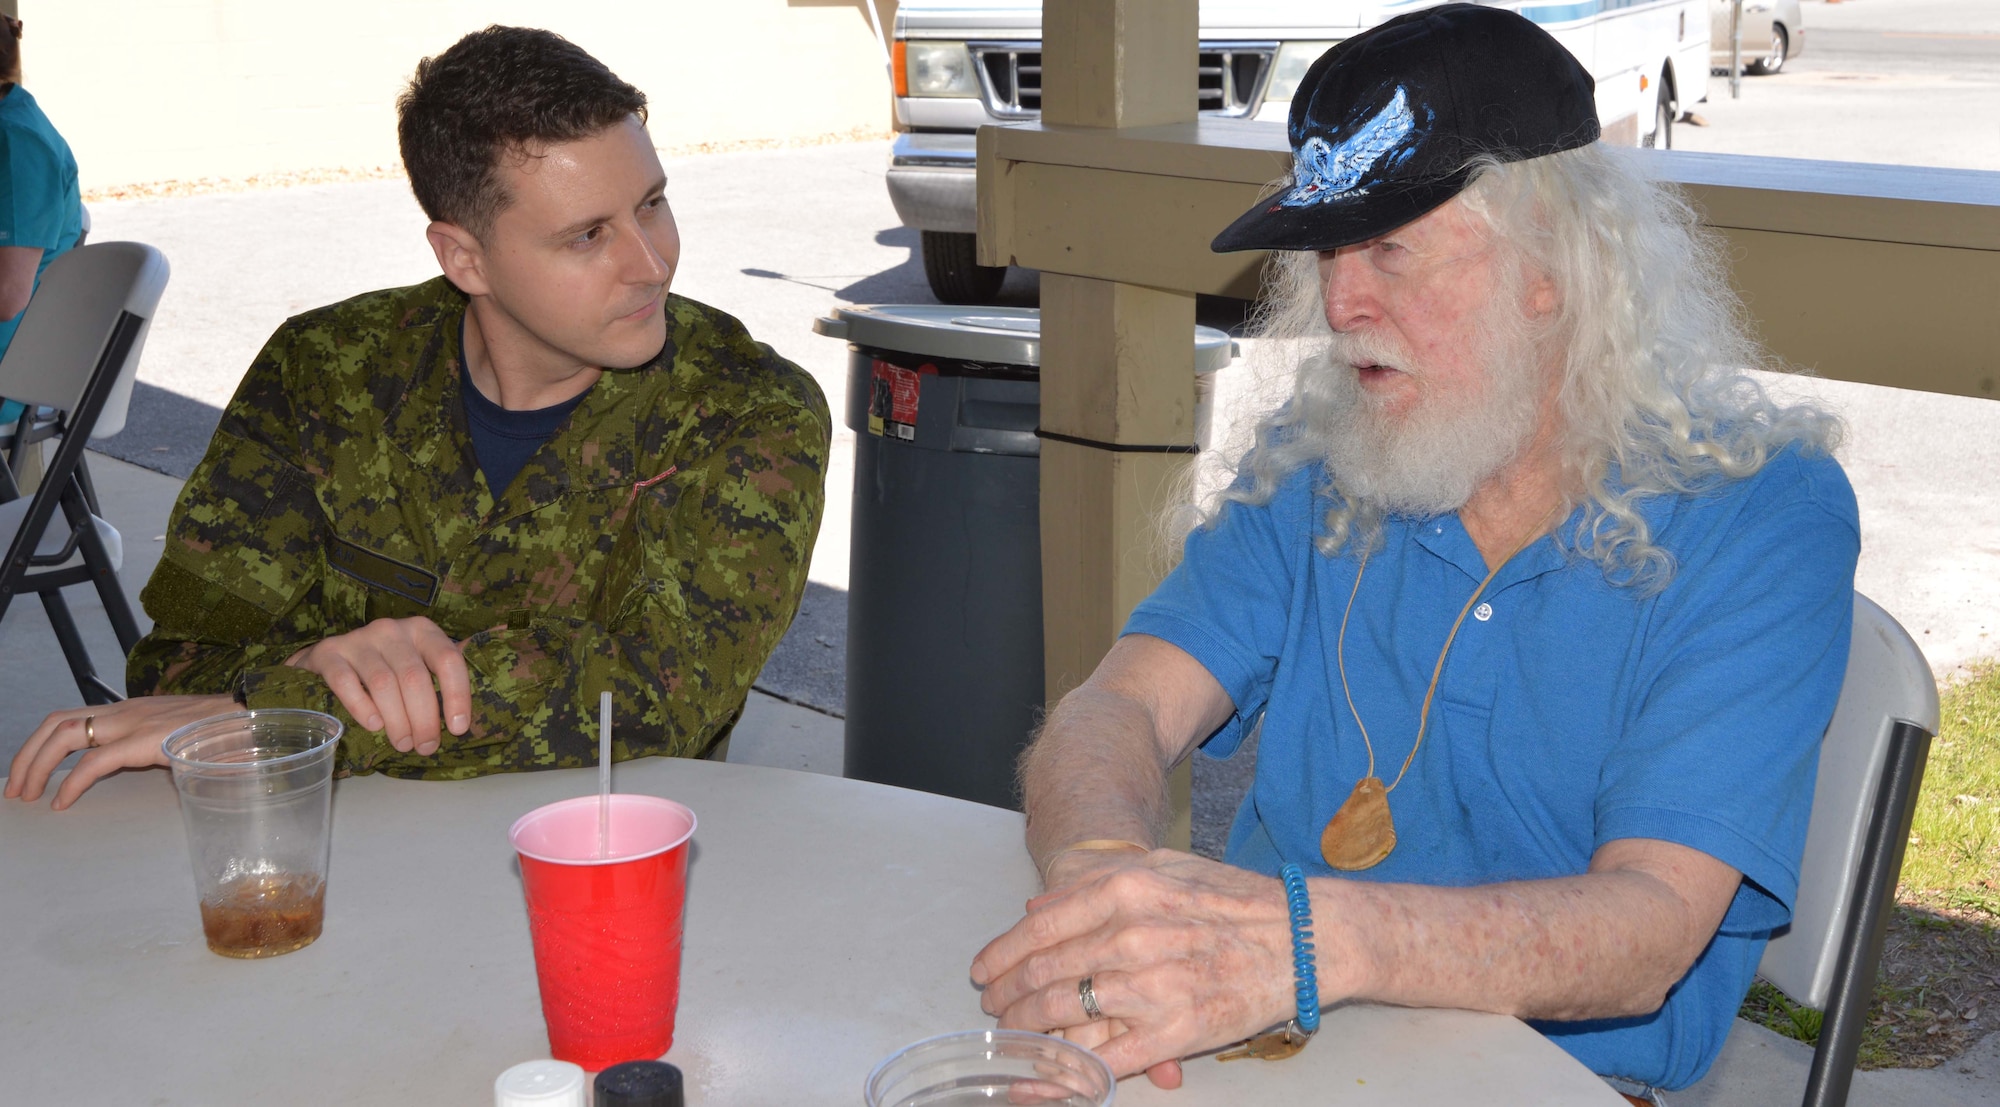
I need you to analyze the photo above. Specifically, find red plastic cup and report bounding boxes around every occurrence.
[509,794,697,1071]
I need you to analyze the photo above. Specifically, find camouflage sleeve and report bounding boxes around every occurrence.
[244,354,833,777]
[126,322,332,697]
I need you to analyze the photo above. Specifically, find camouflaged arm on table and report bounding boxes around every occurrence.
[126,316,330,696]
[343,332,833,779]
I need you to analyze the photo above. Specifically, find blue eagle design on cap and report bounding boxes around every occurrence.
[1278,86,1422,208]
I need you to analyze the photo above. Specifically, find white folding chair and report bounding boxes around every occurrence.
[0,241,171,703]
[1756,593,1939,1107]
[1,203,93,498]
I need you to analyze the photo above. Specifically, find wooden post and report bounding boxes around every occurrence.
[1035,0,1201,848]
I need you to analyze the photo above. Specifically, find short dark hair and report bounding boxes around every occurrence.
[397,26,647,238]
[1,17,22,86]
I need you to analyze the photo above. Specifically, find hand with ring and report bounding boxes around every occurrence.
[5,695,238,810]
[971,849,1310,1088]
[1078,976,1106,1021]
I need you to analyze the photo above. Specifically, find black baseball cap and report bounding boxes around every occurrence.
[1211,3,1599,254]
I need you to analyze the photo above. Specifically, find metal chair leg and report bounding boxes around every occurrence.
[73,510,141,654]
[98,569,142,656]
[38,587,121,705]
[74,454,102,516]
[1800,721,1933,1107]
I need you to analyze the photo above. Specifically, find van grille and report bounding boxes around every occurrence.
[970,42,1276,120]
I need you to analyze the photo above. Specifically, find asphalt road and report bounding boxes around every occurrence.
[65,0,2000,858]
[1676,0,2000,168]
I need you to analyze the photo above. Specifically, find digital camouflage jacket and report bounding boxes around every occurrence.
[128,278,830,779]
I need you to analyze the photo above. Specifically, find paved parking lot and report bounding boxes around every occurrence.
[1677,0,2000,170]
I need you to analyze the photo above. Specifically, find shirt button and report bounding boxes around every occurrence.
[1474,602,1493,622]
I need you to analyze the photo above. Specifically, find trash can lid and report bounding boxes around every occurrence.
[813,305,1237,372]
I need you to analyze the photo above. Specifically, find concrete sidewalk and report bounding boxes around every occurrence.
[1682,1020,2000,1107]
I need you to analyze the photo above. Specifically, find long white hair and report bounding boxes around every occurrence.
[1203,143,1842,592]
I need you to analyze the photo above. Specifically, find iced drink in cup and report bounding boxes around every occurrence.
[162,709,343,959]
[509,794,696,1071]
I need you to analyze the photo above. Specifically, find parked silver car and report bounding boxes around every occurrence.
[1711,0,1803,75]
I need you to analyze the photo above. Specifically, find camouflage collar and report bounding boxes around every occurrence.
[378,278,679,526]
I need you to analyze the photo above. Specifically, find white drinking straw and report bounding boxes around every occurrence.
[598,691,613,859]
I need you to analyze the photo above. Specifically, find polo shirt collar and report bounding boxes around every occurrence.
[1406,504,1585,592]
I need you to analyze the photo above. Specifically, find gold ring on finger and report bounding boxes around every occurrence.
[1078,975,1105,1021]
[84,715,97,748]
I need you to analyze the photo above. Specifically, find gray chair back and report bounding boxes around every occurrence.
[0,241,169,702]
[1757,593,1938,1107]
[0,241,170,441]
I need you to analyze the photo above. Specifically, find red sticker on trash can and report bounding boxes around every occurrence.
[867,359,936,442]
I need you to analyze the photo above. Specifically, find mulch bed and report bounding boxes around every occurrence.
[1863,891,2000,1068]
[1744,888,2000,1069]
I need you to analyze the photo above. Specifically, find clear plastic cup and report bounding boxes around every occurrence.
[162,709,343,959]
[509,794,697,1072]
[866,1030,1117,1107]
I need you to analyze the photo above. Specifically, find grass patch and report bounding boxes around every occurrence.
[1740,661,2000,1069]
[1903,660,2000,896]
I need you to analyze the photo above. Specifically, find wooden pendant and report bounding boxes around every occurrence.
[1321,776,1396,870]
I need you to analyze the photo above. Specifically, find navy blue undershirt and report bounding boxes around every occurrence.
[458,336,592,495]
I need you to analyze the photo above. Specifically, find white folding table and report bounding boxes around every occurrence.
[0,757,1625,1105]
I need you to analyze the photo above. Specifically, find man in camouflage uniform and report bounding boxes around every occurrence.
[7,26,828,808]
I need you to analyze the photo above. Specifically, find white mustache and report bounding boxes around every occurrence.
[1325,329,1419,379]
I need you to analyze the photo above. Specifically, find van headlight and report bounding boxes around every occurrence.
[904,42,982,98]
[1264,41,1340,103]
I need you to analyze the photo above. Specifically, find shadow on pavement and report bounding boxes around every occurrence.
[95,380,222,480]
[754,580,848,717]
[743,227,1046,308]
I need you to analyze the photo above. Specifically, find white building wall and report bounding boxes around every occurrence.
[22,0,896,189]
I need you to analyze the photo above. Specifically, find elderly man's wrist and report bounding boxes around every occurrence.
[1303,877,1371,1003]
[1040,837,1151,886]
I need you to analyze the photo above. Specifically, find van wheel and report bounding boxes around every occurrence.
[1747,25,1789,76]
[921,231,1008,304]
[1643,85,1673,149]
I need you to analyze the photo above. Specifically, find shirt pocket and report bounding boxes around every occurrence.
[324,535,440,625]
[1441,679,1597,878]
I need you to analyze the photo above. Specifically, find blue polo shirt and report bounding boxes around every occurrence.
[0,85,84,427]
[1124,448,1858,1090]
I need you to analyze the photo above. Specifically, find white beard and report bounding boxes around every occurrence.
[1305,317,1551,519]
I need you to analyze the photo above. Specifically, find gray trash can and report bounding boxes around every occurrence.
[813,305,1235,809]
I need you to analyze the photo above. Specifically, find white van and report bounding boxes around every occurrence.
[888,0,1711,302]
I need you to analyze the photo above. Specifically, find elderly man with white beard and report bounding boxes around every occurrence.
[968,6,1857,1103]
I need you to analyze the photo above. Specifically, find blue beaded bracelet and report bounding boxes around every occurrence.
[1280,862,1321,1035]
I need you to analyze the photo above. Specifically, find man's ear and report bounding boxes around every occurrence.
[427,221,491,296]
[1525,268,1560,319]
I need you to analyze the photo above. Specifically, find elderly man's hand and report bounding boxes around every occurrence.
[971,850,1302,1087]
[5,695,237,809]
[286,616,469,754]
